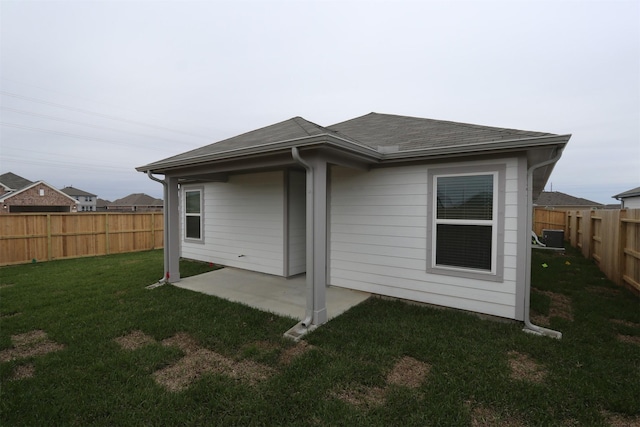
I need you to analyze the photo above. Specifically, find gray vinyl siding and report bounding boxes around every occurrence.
[181,171,285,276]
[329,159,521,319]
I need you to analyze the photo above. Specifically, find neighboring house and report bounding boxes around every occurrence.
[96,198,111,212]
[534,191,603,210]
[108,193,163,212]
[60,186,98,212]
[613,186,640,209]
[0,172,78,214]
[137,112,571,337]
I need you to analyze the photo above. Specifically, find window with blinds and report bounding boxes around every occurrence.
[434,173,496,271]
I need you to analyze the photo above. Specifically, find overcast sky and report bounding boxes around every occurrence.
[1,0,638,204]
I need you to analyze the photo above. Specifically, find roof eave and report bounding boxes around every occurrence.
[136,134,380,174]
[136,133,571,174]
[378,134,571,162]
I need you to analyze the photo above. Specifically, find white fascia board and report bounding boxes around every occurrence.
[137,134,380,174]
[379,134,572,162]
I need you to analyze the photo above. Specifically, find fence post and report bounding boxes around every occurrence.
[47,214,52,261]
[151,212,155,249]
[105,213,110,255]
[618,209,627,287]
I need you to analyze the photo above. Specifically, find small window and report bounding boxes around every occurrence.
[185,189,202,240]
[39,189,45,196]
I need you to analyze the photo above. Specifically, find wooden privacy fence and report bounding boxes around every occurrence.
[0,213,164,266]
[566,209,640,294]
[533,208,567,236]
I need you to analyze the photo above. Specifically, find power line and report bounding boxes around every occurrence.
[2,155,137,173]
[1,121,180,150]
[1,107,200,148]
[1,77,225,138]
[0,90,215,141]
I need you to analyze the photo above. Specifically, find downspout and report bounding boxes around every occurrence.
[291,147,314,327]
[147,171,170,285]
[523,147,565,339]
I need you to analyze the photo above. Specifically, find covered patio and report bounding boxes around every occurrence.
[173,267,371,322]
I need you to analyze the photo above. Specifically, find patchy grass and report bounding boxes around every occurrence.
[1,247,639,426]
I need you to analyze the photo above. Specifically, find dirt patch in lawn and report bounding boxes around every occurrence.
[602,410,640,427]
[0,330,65,362]
[386,356,430,389]
[0,312,21,319]
[153,332,275,392]
[10,363,35,381]
[532,289,574,324]
[610,319,640,328]
[616,334,640,346]
[468,403,525,427]
[507,351,546,384]
[161,332,200,354]
[332,356,430,408]
[470,406,523,427]
[332,384,387,408]
[279,340,313,365]
[113,330,155,351]
[0,283,14,289]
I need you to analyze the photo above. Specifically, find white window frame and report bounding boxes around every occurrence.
[183,187,204,243]
[427,164,505,282]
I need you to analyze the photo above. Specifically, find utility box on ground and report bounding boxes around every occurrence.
[542,229,565,248]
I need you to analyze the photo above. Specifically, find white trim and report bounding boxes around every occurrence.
[183,186,204,244]
[431,171,498,274]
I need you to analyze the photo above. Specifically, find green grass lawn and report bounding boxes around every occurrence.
[1,247,638,426]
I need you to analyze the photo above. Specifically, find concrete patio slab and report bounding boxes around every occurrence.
[173,267,370,321]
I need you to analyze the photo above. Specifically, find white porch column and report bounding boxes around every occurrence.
[165,176,180,283]
[308,156,327,325]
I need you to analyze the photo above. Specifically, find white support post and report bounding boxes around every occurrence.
[165,176,180,282]
[309,157,328,325]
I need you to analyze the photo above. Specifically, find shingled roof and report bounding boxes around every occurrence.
[138,112,568,173]
[111,193,163,206]
[613,186,640,199]
[328,113,554,152]
[151,116,363,167]
[0,172,34,192]
[60,186,97,197]
[534,191,602,207]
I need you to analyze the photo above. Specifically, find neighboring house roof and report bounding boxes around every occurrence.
[0,172,34,195]
[137,112,571,197]
[534,191,603,207]
[96,198,111,208]
[0,180,79,204]
[60,186,97,198]
[111,193,163,206]
[613,186,640,200]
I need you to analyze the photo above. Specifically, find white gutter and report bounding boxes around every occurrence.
[291,147,315,327]
[138,133,379,173]
[523,147,565,339]
[147,171,170,285]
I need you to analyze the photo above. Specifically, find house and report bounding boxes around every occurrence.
[107,193,163,212]
[534,191,603,210]
[96,198,112,212]
[613,186,640,209]
[137,113,571,338]
[60,186,98,212]
[0,172,78,214]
